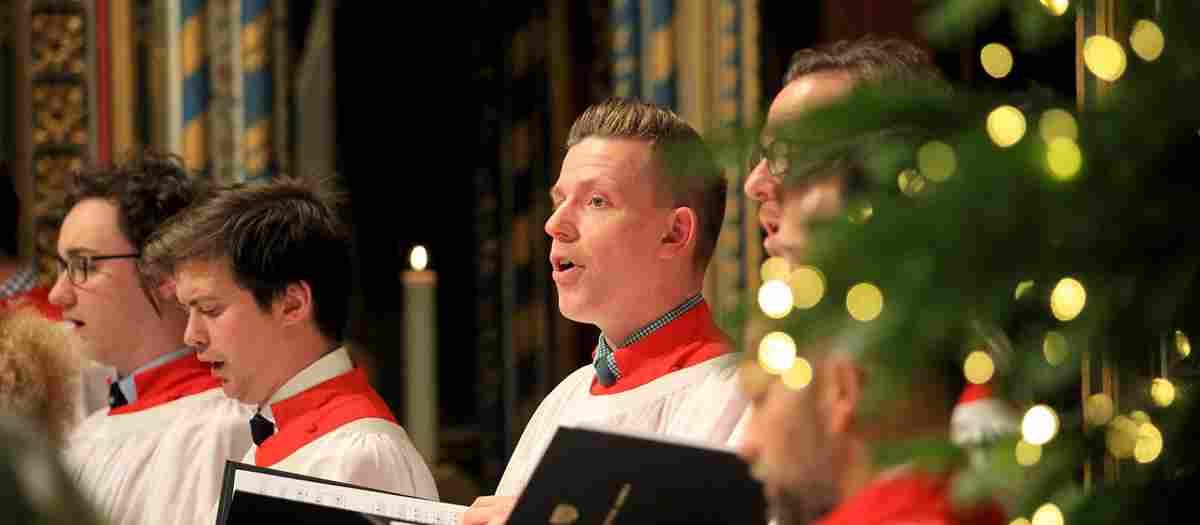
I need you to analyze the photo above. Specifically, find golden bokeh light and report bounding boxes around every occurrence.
[1015,439,1043,467]
[1050,277,1087,321]
[1011,519,1032,525]
[1043,331,1068,366]
[1040,0,1069,16]
[918,141,957,182]
[987,105,1027,148]
[846,282,885,322]
[1032,503,1064,525]
[1085,393,1115,426]
[1131,410,1150,424]
[761,256,792,282]
[980,43,1014,78]
[1107,415,1137,459]
[1014,280,1035,300]
[849,202,874,224]
[781,356,814,390]
[1046,138,1083,181]
[1134,422,1164,463]
[409,245,429,271]
[1039,109,1078,142]
[757,331,797,375]
[1084,35,1128,82]
[1022,404,1060,445]
[1151,377,1176,407]
[1130,19,1165,62]
[897,169,927,196]
[963,351,996,385]
[788,266,826,309]
[758,280,795,319]
[1176,330,1191,358]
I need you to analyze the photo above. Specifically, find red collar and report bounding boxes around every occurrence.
[815,471,1006,525]
[255,368,397,467]
[108,353,221,415]
[0,286,62,321]
[590,301,732,395]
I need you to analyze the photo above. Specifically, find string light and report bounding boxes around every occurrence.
[1014,280,1035,300]
[1085,393,1115,426]
[1022,405,1060,445]
[918,141,957,182]
[788,266,826,309]
[1016,439,1043,466]
[1176,330,1191,358]
[1039,109,1078,142]
[1134,422,1164,463]
[1130,20,1165,62]
[1084,35,1128,82]
[980,43,1014,78]
[849,202,874,224]
[1046,138,1083,181]
[760,256,791,282]
[1107,415,1137,458]
[1131,410,1150,424]
[758,280,795,319]
[1050,277,1087,321]
[987,105,1027,147]
[1032,503,1064,525]
[963,351,995,385]
[1043,331,1068,366]
[757,332,797,375]
[846,283,884,322]
[781,357,814,390]
[897,169,927,196]
[1151,378,1176,407]
[1040,0,1069,16]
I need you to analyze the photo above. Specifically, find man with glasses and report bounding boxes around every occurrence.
[744,36,942,260]
[49,153,253,525]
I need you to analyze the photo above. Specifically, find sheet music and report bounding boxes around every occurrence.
[231,468,465,525]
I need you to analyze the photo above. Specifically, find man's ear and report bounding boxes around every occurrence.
[821,356,863,435]
[276,281,315,325]
[659,206,697,260]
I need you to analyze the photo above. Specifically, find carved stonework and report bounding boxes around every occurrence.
[30,13,84,75]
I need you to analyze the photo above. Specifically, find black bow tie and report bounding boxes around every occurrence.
[108,381,129,409]
[250,413,275,446]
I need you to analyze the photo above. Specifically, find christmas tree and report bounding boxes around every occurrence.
[716,1,1199,522]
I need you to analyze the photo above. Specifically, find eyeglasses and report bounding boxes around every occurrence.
[54,253,141,285]
[747,139,799,179]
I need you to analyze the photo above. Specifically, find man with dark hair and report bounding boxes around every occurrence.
[463,98,746,525]
[49,153,252,525]
[143,176,437,499]
[0,169,59,319]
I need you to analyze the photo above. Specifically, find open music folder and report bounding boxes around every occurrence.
[215,461,466,525]
[507,424,767,525]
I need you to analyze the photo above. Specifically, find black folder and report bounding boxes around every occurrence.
[507,425,766,525]
[215,461,465,525]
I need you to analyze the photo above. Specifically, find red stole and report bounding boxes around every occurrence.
[255,368,398,467]
[0,286,62,321]
[108,353,221,415]
[814,471,1006,525]
[590,301,733,395]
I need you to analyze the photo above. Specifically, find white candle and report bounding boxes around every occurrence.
[403,245,438,464]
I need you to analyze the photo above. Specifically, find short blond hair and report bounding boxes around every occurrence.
[567,98,726,270]
[0,311,78,443]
